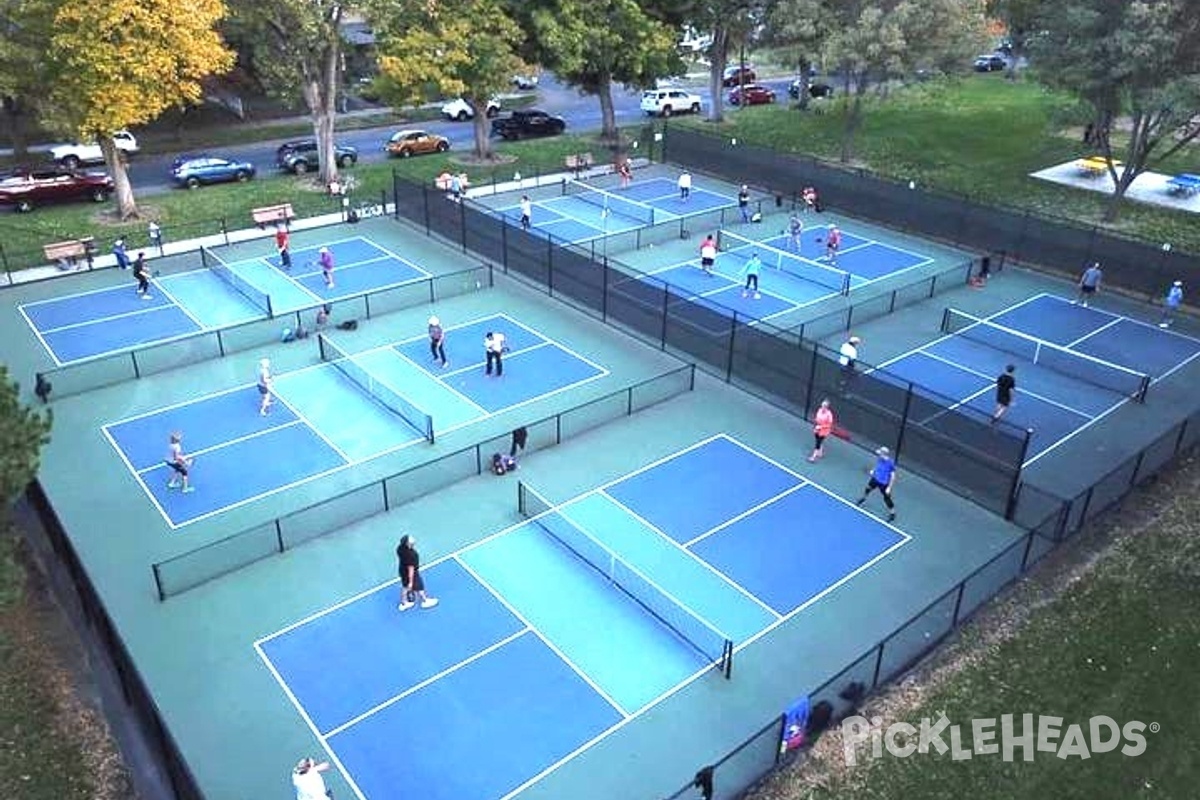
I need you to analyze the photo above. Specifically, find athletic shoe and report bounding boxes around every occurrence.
[398,601,415,611]
[167,481,178,489]
[182,486,195,493]
[1159,322,1169,328]
[742,290,747,298]
[754,292,761,299]
[856,497,865,506]
[420,598,439,609]
[887,513,896,522]
[140,294,153,300]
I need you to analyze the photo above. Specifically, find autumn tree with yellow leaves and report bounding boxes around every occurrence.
[45,0,235,219]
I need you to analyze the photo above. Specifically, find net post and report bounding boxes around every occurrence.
[940,306,951,334]
[517,481,527,517]
[724,640,733,679]
[152,563,166,602]
[1004,431,1033,521]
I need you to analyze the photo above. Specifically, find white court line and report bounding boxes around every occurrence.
[907,352,1099,422]
[684,483,810,549]
[1065,316,1124,348]
[99,424,175,528]
[105,380,259,426]
[323,629,532,738]
[1021,393,1134,467]
[596,490,782,620]
[133,419,311,475]
[18,278,145,309]
[383,342,490,416]
[640,255,833,315]
[453,555,631,717]
[270,390,355,463]
[441,341,552,379]
[152,275,209,328]
[732,530,911,654]
[37,299,197,335]
[849,256,935,292]
[17,303,66,367]
[253,642,369,800]
[357,234,434,280]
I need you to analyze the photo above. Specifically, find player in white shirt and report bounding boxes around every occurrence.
[485,331,508,377]
[292,757,330,800]
[257,358,273,416]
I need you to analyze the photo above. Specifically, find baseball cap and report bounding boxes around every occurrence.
[1173,280,1183,287]
[849,336,861,344]
[876,446,889,456]
[428,315,439,326]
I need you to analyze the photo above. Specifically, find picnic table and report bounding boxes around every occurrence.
[1075,156,1121,177]
[1166,173,1200,197]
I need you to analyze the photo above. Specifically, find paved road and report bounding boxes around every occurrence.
[24,73,795,196]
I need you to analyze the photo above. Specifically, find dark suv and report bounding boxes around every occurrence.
[0,166,113,212]
[275,139,359,174]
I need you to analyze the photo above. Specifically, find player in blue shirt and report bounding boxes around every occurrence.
[1160,280,1183,328]
[856,446,897,522]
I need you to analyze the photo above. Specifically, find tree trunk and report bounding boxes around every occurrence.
[471,100,492,159]
[840,71,866,163]
[597,75,618,142]
[102,137,137,220]
[708,26,730,123]
[796,59,812,112]
[299,12,343,187]
[1,97,31,161]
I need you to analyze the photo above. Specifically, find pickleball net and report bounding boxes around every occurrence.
[941,308,1151,402]
[317,334,435,442]
[562,179,662,227]
[518,482,734,678]
[200,246,274,318]
[717,228,852,295]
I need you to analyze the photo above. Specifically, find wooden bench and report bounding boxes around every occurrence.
[251,203,295,228]
[1075,156,1121,177]
[565,152,595,175]
[44,239,89,270]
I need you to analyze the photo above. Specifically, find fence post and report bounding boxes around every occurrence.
[1004,430,1034,521]
[802,341,818,416]
[725,314,737,382]
[220,217,229,246]
[894,387,914,458]
[1,244,11,285]
[392,170,400,220]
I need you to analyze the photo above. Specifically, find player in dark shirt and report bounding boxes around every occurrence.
[396,535,438,611]
[992,364,1016,424]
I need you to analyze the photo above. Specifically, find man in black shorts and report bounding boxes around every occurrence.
[992,364,1016,424]
[396,534,438,611]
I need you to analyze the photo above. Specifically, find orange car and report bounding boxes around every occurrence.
[384,129,450,158]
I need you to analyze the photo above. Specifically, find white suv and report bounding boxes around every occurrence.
[440,97,502,121]
[640,89,702,117]
[50,130,139,169]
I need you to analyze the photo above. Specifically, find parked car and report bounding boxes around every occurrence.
[511,74,539,90]
[0,166,113,212]
[640,88,703,117]
[789,79,835,99]
[170,155,256,189]
[275,139,358,174]
[384,129,450,157]
[974,54,1007,72]
[49,130,139,169]
[440,97,502,121]
[722,65,757,87]
[490,110,566,140]
[728,84,776,106]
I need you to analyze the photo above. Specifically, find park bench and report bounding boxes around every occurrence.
[1165,173,1200,198]
[565,152,595,176]
[43,238,91,270]
[251,203,294,229]
[1075,156,1121,177]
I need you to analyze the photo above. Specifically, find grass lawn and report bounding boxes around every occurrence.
[0,133,612,274]
[683,76,1200,252]
[0,527,129,800]
[750,453,1200,800]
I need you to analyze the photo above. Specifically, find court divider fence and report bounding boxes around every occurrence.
[387,168,1200,800]
[36,263,492,401]
[150,364,696,600]
[659,123,1200,303]
[392,171,1030,519]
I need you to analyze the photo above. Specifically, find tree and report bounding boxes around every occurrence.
[1030,0,1200,221]
[822,0,985,162]
[369,0,524,160]
[45,0,235,219]
[0,367,51,509]
[228,0,348,186]
[691,1,766,123]
[764,0,835,111]
[0,0,59,160]
[986,0,1040,79]
[518,0,682,141]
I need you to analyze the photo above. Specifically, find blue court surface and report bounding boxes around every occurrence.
[102,313,608,528]
[256,434,908,800]
[493,177,737,244]
[20,236,431,366]
[877,295,1200,465]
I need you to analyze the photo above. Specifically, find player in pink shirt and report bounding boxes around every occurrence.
[809,399,836,462]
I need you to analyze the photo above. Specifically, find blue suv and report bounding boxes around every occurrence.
[170,155,256,189]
